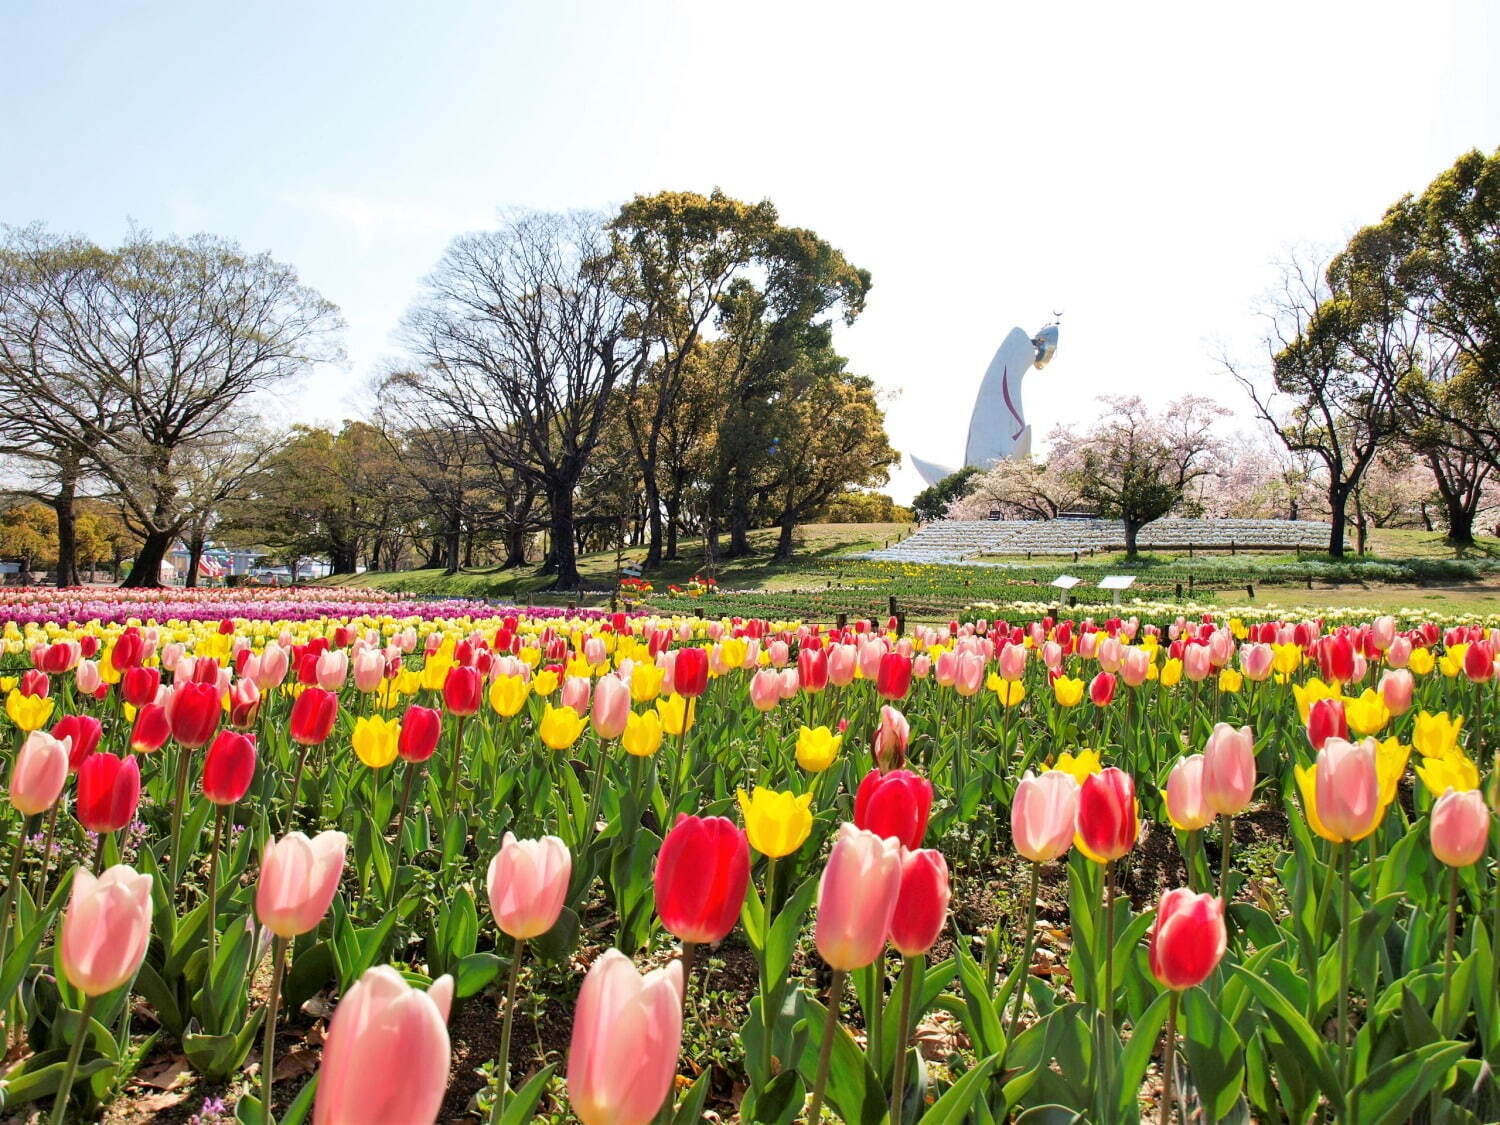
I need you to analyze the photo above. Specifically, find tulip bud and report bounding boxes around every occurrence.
[1148,888,1227,990]
[1077,767,1139,863]
[76,752,141,834]
[853,768,932,850]
[654,814,750,945]
[1011,770,1079,863]
[9,730,70,816]
[567,951,683,1125]
[60,865,153,995]
[889,848,950,957]
[1306,697,1348,751]
[1201,723,1256,816]
[256,830,348,938]
[1165,755,1215,831]
[1430,788,1489,867]
[487,832,571,940]
[289,687,339,746]
[815,824,904,970]
[202,730,257,805]
[51,714,102,770]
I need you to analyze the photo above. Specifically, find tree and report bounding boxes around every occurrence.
[1231,252,1402,556]
[1074,396,1226,559]
[399,210,637,591]
[816,491,912,524]
[0,501,57,575]
[911,466,982,523]
[0,226,342,585]
[948,439,1087,521]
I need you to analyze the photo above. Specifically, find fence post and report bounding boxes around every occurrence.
[1247,583,1255,599]
[1175,582,1183,599]
[695,607,704,620]
[836,612,847,630]
[1188,575,1195,596]
[896,612,906,635]
[888,595,898,618]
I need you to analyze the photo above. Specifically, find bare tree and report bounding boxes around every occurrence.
[398,210,638,590]
[1229,251,1402,556]
[0,225,342,585]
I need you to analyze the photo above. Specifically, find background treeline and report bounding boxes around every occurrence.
[0,192,904,590]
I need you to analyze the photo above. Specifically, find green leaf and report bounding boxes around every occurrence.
[1350,1040,1468,1124]
[1179,986,1245,1121]
[765,876,818,989]
[455,952,503,998]
[531,906,580,963]
[1229,963,1343,1115]
[743,1070,805,1124]
[918,1052,1000,1124]
[672,1066,713,1123]
[797,994,888,1125]
[954,940,1005,1058]
[1115,991,1171,1121]
[498,1063,556,1125]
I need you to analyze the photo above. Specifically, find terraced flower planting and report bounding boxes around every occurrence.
[0,589,1497,1122]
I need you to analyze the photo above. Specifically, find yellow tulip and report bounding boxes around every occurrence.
[1271,643,1302,677]
[1160,658,1182,687]
[737,788,814,858]
[352,714,400,769]
[532,669,560,697]
[0,677,14,694]
[1291,678,1340,724]
[631,662,664,703]
[1415,751,1479,795]
[5,689,54,732]
[721,637,748,670]
[393,669,421,696]
[489,675,529,718]
[1217,668,1243,695]
[1408,647,1435,676]
[1051,676,1085,707]
[621,710,663,757]
[538,704,586,751]
[1374,737,1409,808]
[419,656,452,692]
[795,725,842,772]
[656,693,695,736]
[1343,690,1391,736]
[1046,748,1102,785]
[1412,711,1463,758]
[1438,644,1467,678]
[988,675,1026,707]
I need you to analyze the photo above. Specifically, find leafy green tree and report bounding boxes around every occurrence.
[911,466,982,523]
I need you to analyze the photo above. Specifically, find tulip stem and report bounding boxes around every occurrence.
[1101,860,1117,1112]
[50,993,97,1125]
[1337,842,1353,1107]
[1008,862,1041,1040]
[207,806,225,973]
[289,743,311,827]
[262,935,287,1125]
[391,760,421,894]
[168,743,193,894]
[584,738,608,840]
[31,802,61,905]
[490,935,526,1125]
[1217,815,1234,904]
[1441,863,1457,1034]
[890,956,916,1125]
[807,969,846,1124]
[680,941,697,1016]
[446,716,468,815]
[1159,989,1179,1124]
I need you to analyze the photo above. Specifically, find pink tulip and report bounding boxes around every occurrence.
[256,831,348,938]
[8,730,70,816]
[352,649,385,694]
[828,644,856,687]
[1239,643,1274,682]
[487,832,571,940]
[1378,669,1414,716]
[1386,636,1412,668]
[871,704,910,769]
[768,640,790,668]
[1313,738,1382,842]
[1120,646,1151,687]
[60,864,153,996]
[313,966,453,1125]
[561,676,591,715]
[568,950,683,1125]
[777,668,800,699]
[1202,723,1256,816]
[1041,641,1063,672]
[584,637,608,666]
[954,652,985,698]
[1012,770,1078,863]
[998,643,1026,680]
[1165,755,1215,831]
[1371,615,1396,652]
[252,644,290,690]
[749,668,781,712]
[814,823,904,971]
[1430,789,1489,868]
[912,654,931,680]
[74,659,101,695]
[1096,636,1123,673]
[315,649,349,691]
[1183,644,1212,682]
[934,650,958,687]
[591,676,630,740]
[858,639,885,681]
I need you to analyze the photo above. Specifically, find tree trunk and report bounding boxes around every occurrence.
[185,533,205,588]
[52,465,81,588]
[1352,488,1369,555]
[642,475,664,569]
[1326,488,1348,557]
[122,530,172,587]
[726,479,753,557]
[501,522,528,569]
[443,516,461,576]
[548,482,582,590]
[1123,519,1141,560]
[775,499,797,561]
[665,492,681,562]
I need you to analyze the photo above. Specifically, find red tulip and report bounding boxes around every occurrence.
[129,703,171,754]
[441,665,483,717]
[654,814,751,945]
[1148,888,1227,990]
[169,681,220,748]
[876,652,913,701]
[398,705,442,762]
[229,677,261,727]
[673,647,709,698]
[889,848,950,957]
[1463,641,1494,683]
[289,687,339,746]
[110,629,145,671]
[797,646,828,693]
[1317,634,1355,683]
[121,666,161,708]
[20,669,49,698]
[52,714,102,770]
[853,768,933,850]
[1089,672,1117,706]
[202,730,257,805]
[1306,697,1348,751]
[76,752,141,834]
[1076,767,1139,863]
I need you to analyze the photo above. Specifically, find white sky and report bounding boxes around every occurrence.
[4,0,1497,503]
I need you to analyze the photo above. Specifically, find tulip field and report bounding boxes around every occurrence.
[1,588,1498,1123]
